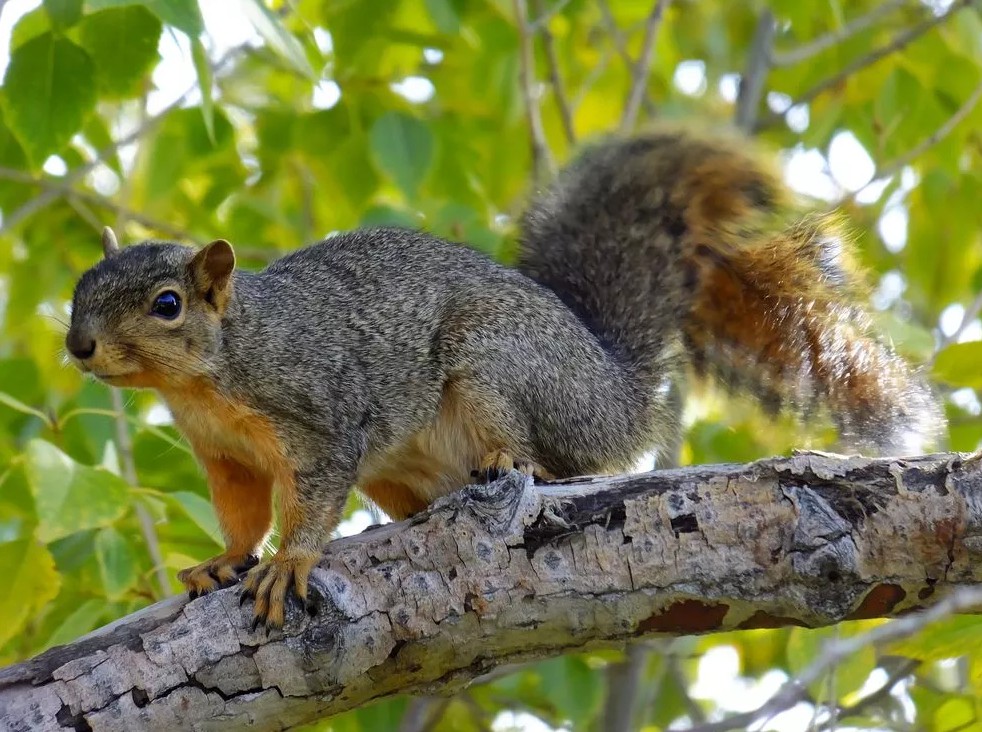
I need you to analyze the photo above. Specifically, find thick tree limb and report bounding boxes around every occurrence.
[3,451,982,731]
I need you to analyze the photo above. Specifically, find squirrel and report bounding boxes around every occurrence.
[65,127,945,631]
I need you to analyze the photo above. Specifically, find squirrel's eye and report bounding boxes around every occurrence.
[150,291,182,320]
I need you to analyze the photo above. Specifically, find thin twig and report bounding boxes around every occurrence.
[107,85,172,601]
[876,80,982,184]
[734,10,776,132]
[667,652,706,724]
[513,0,554,181]
[771,0,912,67]
[604,643,657,732]
[689,586,982,732]
[756,0,975,132]
[597,0,656,118]
[529,0,571,31]
[843,79,982,207]
[821,658,919,730]
[111,388,171,598]
[620,0,671,133]
[398,697,452,732]
[571,45,614,114]
[532,0,575,146]
[0,167,191,240]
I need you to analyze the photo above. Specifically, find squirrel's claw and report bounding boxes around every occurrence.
[241,549,319,633]
[179,551,261,598]
[476,451,554,484]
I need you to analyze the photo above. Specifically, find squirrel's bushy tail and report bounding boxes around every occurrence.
[518,128,945,455]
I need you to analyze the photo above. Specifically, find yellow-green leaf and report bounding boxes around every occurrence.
[24,439,130,543]
[0,540,60,648]
[932,341,982,389]
[94,527,138,600]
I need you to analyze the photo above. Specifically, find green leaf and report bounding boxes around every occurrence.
[0,540,61,648]
[44,599,106,649]
[240,0,315,79]
[94,527,138,600]
[932,341,982,389]
[787,625,876,700]
[23,439,131,543]
[934,698,978,732]
[86,0,203,37]
[191,37,215,144]
[538,656,603,727]
[425,0,460,34]
[168,491,223,546]
[2,32,97,167]
[370,111,435,199]
[43,0,83,30]
[10,7,52,50]
[78,6,162,99]
[890,616,982,661]
[0,391,52,428]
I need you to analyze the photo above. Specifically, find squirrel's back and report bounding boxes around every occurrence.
[518,128,945,455]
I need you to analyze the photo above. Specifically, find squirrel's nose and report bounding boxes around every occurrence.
[66,328,97,360]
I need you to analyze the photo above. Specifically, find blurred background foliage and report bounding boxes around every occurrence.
[1,0,982,729]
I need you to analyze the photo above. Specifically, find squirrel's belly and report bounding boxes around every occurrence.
[355,382,492,520]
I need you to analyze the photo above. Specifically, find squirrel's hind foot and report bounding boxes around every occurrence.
[473,450,554,484]
[179,552,260,599]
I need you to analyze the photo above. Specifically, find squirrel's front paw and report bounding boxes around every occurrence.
[179,552,260,598]
[240,548,320,632]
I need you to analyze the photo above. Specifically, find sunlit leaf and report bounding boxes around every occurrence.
[239,0,315,79]
[1,32,97,166]
[78,6,162,99]
[370,111,435,199]
[0,540,60,648]
[23,439,130,543]
[94,526,138,600]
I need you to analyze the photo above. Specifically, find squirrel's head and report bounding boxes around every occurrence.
[66,229,236,389]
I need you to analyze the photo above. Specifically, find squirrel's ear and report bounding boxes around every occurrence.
[101,226,120,259]
[190,239,236,314]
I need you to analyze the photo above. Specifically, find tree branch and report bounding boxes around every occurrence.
[0,167,192,240]
[3,452,982,731]
[734,10,776,132]
[532,0,576,146]
[841,79,982,208]
[597,0,656,119]
[692,586,982,732]
[770,0,913,67]
[620,0,671,133]
[756,0,976,131]
[514,0,555,181]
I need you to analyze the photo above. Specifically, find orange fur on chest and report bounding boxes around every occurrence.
[162,378,291,480]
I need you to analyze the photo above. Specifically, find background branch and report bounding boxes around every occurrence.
[770,0,912,67]
[756,0,975,131]
[620,0,671,133]
[735,10,776,132]
[514,0,555,181]
[532,0,576,146]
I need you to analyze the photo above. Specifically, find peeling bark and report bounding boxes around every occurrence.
[3,451,982,731]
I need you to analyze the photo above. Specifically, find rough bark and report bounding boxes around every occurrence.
[3,451,982,731]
